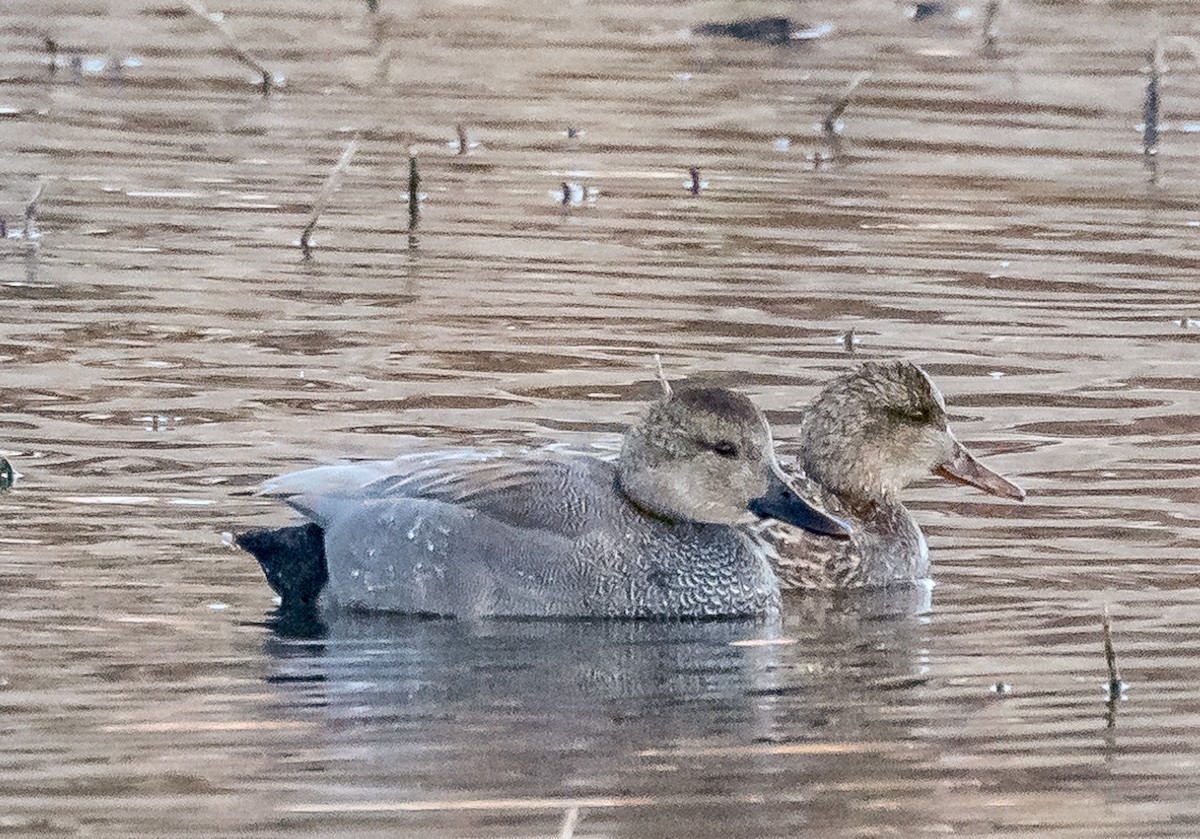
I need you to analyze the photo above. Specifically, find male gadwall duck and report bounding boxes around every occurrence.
[238,386,850,619]
[766,361,1024,589]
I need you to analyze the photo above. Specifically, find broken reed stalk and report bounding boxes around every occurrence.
[653,353,672,397]
[45,37,58,76]
[1102,605,1122,699]
[24,181,44,239]
[299,139,359,259]
[408,156,421,230]
[822,71,871,138]
[455,123,469,155]
[980,0,1000,57]
[185,0,272,95]
[558,806,581,839]
[1143,39,1162,162]
[688,167,701,196]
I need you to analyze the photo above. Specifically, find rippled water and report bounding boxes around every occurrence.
[3,0,1200,835]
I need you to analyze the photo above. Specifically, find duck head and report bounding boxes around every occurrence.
[799,361,1025,506]
[619,386,850,537]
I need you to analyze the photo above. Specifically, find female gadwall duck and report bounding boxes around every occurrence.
[238,386,850,619]
[766,361,1024,589]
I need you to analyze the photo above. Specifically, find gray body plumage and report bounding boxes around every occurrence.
[263,449,781,619]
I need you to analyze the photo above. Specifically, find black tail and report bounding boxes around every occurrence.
[236,523,329,609]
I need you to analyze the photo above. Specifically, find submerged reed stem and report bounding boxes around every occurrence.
[980,0,1000,57]
[822,71,871,139]
[299,139,359,259]
[559,807,581,839]
[1143,39,1162,162]
[1102,606,1121,693]
[185,1,273,95]
[408,156,421,230]
[24,180,43,239]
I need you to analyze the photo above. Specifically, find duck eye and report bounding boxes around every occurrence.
[709,440,739,459]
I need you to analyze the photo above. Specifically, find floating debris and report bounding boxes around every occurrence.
[566,126,580,140]
[299,138,359,259]
[989,681,1012,696]
[1179,315,1200,329]
[0,457,13,491]
[838,328,860,353]
[552,182,598,208]
[695,17,794,45]
[185,0,273,95]
[687,167,704,195]
[909,2,946,22]
[453,123,470,155]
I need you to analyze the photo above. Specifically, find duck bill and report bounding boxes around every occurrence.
[748,469,852,539]
[936,439,1025,500]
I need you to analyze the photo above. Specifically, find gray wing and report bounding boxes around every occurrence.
[261,448,615,539]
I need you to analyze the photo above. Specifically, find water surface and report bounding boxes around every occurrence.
[2,0,1200,836]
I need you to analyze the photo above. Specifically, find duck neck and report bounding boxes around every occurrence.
[614,471,681,526]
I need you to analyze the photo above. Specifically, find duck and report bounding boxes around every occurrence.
[237,386,851,619]
[763,360,1024,589]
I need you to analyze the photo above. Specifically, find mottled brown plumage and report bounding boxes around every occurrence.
[765,361,1024,590]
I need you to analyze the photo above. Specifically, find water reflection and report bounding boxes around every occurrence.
[260,589,932,837]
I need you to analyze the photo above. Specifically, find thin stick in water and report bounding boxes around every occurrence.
[559,806,581,839]
[185,1,273,95]
[45,38,58,77]
[653,354,672,397]
[980,0,1000,57]
[408,156,421,230]
[24,181,44,239]
[1144,39,1162,162]
[1103,605,1123,699]
[299,139,359,259]
[688,167,701,196]
[822,71,871,139]
[455,123,469,155]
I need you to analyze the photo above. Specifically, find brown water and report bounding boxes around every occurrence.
[3,0,1200,835]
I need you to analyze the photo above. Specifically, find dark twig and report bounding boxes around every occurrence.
[1103,605,1122,697]
[185,1,273,95]
[44,38,58,77]
[688,167,701,196]
[299,139,359,259]
[455,123,469,155]
[408,156,421,230]
[1143,39,1162,164]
